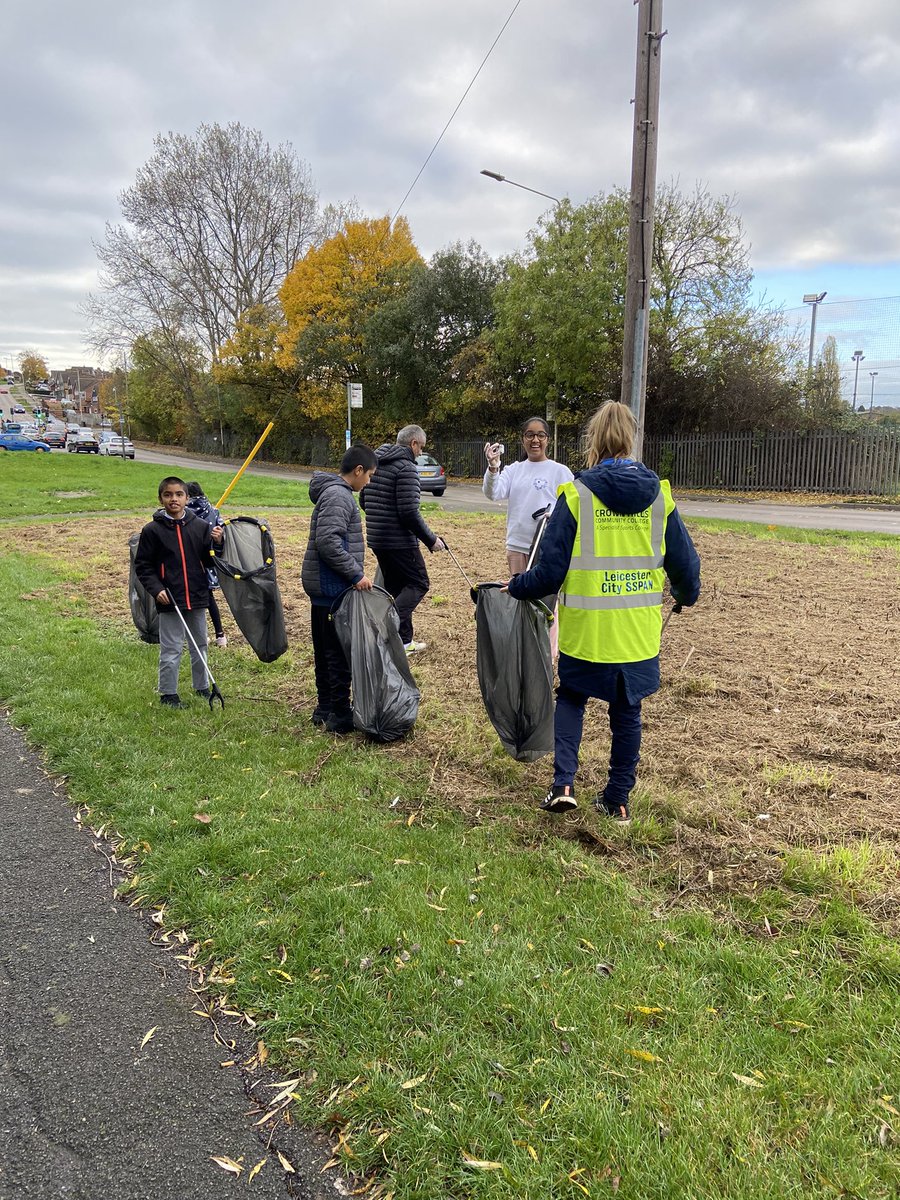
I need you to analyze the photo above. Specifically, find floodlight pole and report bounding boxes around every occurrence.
[620,0,665,460]
[851,350,865,409]
[803,291,827,376]
[868,371,878,416]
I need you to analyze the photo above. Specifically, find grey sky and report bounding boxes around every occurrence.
[2,0,899,372]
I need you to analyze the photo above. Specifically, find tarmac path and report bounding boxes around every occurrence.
[134,446,900,535]
[0,715,336,1200]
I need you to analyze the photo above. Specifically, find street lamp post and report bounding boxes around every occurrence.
[851,350,865,409]
[479,169,560,205]
[802,291,827,376]
[869,371,879,416]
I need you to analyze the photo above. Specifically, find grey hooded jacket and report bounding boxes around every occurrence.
[301,472,365,607]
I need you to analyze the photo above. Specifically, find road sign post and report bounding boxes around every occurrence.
[346,382,363,446]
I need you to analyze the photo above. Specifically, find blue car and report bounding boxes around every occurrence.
[0,433,51,452]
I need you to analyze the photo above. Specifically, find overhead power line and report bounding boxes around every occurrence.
[391,0,525,224]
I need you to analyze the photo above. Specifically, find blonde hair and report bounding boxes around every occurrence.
[583,401,636,467]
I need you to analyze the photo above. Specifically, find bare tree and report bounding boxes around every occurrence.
[86,123,342,364]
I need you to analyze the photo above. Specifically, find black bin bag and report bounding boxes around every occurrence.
[474,584,554,762]
[128,532,159,644]
[332,587,420,742]
[213,517,288,663]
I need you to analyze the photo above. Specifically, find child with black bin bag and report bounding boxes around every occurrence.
[301,445,377,734]
[134,476,224,709]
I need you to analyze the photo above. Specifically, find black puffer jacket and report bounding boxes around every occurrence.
[134,508,214,612]
[301,473,365,606]
[359,443,437,552]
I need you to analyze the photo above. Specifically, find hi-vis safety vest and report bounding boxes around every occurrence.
[557,478,676,664]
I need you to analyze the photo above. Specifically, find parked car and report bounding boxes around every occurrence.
[67,430,99,453]
[0,433,51,452]
[4,422,22,433]
[415,453,447,496]
[40,430,66,449]
[99,436,135,459]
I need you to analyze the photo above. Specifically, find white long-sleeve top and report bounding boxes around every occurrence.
[482,457,574,552]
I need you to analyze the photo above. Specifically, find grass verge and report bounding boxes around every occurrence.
[1,547,899,1199]
[0,453,311,517]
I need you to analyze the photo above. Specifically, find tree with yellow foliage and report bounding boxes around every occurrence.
[279,216,423,432]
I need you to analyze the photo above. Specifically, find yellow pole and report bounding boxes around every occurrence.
[214,422,274,508]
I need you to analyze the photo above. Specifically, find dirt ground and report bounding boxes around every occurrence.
[7,509,900,924]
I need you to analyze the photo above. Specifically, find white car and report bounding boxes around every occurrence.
[99,436,135,459]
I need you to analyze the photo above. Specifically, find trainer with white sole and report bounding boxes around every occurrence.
[507,402,701,824]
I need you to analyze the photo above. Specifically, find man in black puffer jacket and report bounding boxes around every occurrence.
[359,424,446,652]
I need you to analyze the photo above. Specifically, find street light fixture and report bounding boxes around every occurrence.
[480,169,560,205]
[802,291,827,376]
[869,370,879,416]
[851,350,865,410]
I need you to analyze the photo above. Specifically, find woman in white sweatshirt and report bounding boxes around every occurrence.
[483,417,574,575]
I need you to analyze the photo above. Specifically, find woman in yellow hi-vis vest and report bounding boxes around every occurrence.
[507,401,700,823]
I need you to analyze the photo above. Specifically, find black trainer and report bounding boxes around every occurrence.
[195,687,212,700]
[160,693,187,709]
[311,707,330,728]
[539,784,578,813]
[325,711,355,735]
[594,794,632,825]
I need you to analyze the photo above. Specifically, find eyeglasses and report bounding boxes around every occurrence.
[523,431,548,441]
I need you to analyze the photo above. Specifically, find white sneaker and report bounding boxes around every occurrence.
[215,633,228,648]
[403,640,427,653]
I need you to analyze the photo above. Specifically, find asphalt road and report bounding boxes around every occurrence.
[0,716,335,1200]
[136,446,900,534]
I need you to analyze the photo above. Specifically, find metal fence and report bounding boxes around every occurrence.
[642,430,900,496]
[429,430,900,496]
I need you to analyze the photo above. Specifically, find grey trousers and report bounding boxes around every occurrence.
[157,608,209,695]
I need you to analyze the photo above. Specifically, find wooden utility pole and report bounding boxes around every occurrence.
[620,0,664,459]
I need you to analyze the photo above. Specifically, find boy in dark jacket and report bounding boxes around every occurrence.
[359,424,446,653]
[134,476,223,709]
[301,445,377,733]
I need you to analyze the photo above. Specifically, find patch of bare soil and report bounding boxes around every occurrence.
[6,511,899,922]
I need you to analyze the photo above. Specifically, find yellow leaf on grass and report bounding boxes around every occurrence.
[540,1096,553,1114]
[276,1150,295,1173]
[400,1073,429,1089]
[732,1073,764,1088]
[211,1155,243,1175]
[877,1098,900,1117]
[461,1152,503,1170]
[635,1006,665,1015]
[248,1157,267,1181]
[625,1048,661,1063]
[527,1144,539,1161]
[426,903,446,911]
[140,1026,159,1049]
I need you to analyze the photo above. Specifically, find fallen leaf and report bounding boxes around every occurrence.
[193,812,212,824]
[625,1048,662,1063]
[139,1026,159,1050]
[877,1098,900,1117]
[211,1155,243,1175]
[266,1078,302,1106]
[732,1073,764,1088]
[276,1150,295,1173]
[461,1153,503,1170]
[400,1073,429,1089]
[634,1006,665,1015]
[248,1157,267,1181]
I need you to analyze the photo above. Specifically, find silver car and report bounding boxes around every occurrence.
[99,435,135,459]
[415,453,447,496]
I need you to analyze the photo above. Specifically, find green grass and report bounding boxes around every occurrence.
[1,549,899,1198]
[689,515,900,550]
[0,453,311,518]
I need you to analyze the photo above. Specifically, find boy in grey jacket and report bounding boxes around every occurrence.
[301,445,377,733]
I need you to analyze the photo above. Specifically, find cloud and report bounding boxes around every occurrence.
[2,0,899,365]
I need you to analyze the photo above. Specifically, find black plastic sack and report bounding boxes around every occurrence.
[128,532,159,644]
[332,587,420,742]
[213,517,288,663]
[475,584,554,762]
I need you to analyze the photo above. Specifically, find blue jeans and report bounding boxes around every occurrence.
[553,680,642,803]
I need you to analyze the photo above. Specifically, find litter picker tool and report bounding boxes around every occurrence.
[526,504,552,570]
[171,601,225,709]
[442,540,475,591]
[661,602,683,634]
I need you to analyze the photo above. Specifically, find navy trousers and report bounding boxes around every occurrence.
[553,679,642,803]
[310,605,352,718]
